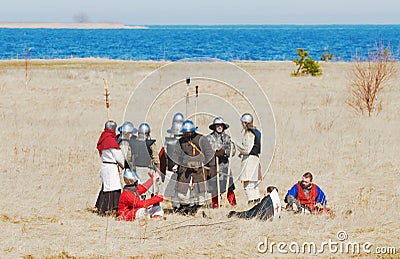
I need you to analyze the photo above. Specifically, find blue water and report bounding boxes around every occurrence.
[1,25,400,61]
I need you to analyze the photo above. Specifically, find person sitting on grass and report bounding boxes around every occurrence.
[118,169,164,221]
[284,172,329,214]
[227,186,281,221]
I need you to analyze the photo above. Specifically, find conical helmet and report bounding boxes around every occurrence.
[121,121,137,133]
[105,120,117,131]
[137,123,151,140]
[167,112,185,135]
[120,121,137,139]
[172,112,185,124]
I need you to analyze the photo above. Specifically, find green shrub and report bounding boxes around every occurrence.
[321,46,334,62]
[292,48,322,76]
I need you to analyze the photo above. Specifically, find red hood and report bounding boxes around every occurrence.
[96,128,120,156]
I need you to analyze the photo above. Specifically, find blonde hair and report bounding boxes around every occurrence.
[124,177,137,185]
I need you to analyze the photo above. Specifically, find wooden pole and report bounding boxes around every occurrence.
[216,156,221,208]
[194,85,199,125]
[103,78,110,120]
[201,165,210,210]
[185,77,190,118]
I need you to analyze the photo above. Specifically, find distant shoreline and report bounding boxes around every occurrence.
[0,22,148,29]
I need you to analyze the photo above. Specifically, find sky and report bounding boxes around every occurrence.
[1,0,400,25]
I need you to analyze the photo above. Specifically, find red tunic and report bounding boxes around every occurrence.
[118,178,163,221]
[296,183,318,211]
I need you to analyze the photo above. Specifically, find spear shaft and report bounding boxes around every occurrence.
[103,79,110,120]
[216,156,221,208]
[185,77,190,118]
[194,85,199,125]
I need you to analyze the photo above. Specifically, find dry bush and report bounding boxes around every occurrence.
[347,41,396,116]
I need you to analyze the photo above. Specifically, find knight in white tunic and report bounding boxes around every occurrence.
[236,113,262,205]
[95,120,125,216]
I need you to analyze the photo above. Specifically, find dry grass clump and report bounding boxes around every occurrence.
[314,118,335,133]
[23,251,107,259]
[1,214,58,224]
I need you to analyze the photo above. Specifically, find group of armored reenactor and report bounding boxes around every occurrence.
[95,112,329,221]
[95,111,265,219]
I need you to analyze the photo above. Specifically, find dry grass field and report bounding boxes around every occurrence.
[0,59,399,258]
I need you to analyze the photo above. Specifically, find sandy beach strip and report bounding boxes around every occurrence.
[0,22,147,29]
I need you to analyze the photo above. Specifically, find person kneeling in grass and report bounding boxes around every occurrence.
[284,171,329,214]
[118,169,164,221]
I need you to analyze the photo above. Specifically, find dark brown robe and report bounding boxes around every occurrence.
[172,132,216,193]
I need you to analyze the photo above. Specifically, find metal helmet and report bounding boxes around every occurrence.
[240,113,253,124]
[137,123,151,140]
[105,120,117,131]
[123,169,140,184]
[172,112,185,124]
[120,121,137,139]
[209,117,229,130]
[121,121,137,134]
[167,122,183,135]
[167,112,185,135]
[117,122,125,133]
[180,120,198,133]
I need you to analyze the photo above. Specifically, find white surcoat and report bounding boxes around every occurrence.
[236,130,259,181]
[99,148,124,191]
